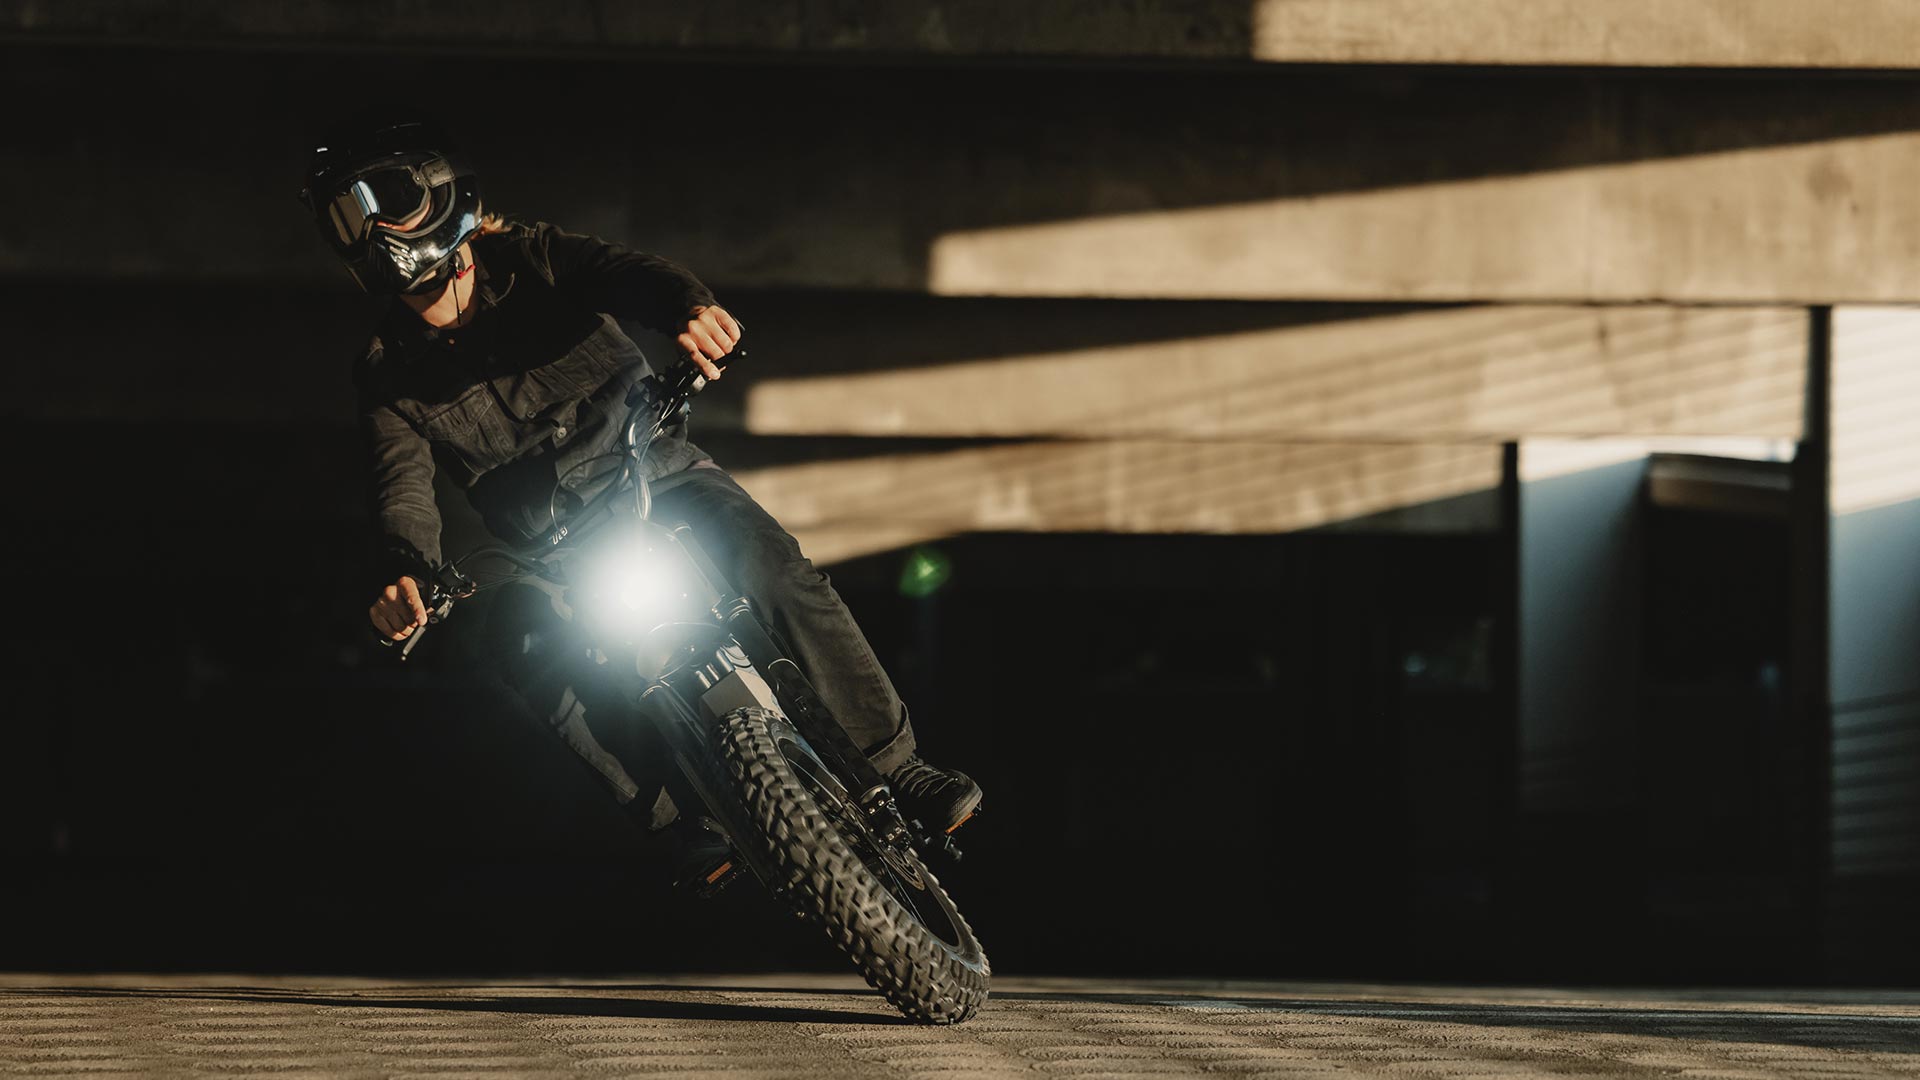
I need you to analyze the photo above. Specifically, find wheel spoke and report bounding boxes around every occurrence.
[777,736,965,949]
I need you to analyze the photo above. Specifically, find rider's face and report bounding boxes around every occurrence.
[394,235,478,326]
[378,204,431,232]
[379,201,472,315]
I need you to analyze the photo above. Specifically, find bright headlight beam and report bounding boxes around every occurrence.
[575,526,696,643]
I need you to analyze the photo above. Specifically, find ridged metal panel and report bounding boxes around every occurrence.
[1831,692,1920,877]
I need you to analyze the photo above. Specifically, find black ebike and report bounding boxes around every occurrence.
[390,358,989,1024]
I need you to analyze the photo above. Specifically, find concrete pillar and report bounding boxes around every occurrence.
[1827,309,1920,879]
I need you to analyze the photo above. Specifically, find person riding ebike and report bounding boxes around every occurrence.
[299,120,981,887]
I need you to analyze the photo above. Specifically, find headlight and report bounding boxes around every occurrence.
[572,521,701,643]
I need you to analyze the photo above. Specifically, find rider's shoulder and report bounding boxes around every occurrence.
[475,219,556,255]
[475,218,539,250]
[475,219,559,281]
[352,334,396,392]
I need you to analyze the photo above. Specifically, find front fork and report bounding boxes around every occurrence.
[664,522,929,855]
[632,673,788,889]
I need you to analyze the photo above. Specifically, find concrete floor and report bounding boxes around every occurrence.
[4,973,1920,1078]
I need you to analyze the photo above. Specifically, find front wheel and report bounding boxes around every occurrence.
[718,706,990,1024]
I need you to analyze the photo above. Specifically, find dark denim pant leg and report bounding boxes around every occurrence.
[652,466,918,774]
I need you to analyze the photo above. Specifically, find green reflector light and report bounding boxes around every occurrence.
[898,546,953,598]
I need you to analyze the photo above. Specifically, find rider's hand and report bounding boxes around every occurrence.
[369,576,429,642]
[679,304,742,381]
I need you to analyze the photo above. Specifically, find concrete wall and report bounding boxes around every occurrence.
[740,305,1807,441]
[14,1,1920,69]
[8,274,1807,560]
[0,25,1856,562]
[731,440,1505,565]
[725,302,1805,560]
[7,47,1920,304]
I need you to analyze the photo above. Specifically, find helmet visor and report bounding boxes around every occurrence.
[323,163,442,246]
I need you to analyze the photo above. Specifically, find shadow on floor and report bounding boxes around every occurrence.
[0,985,905,1027]
[517,982,1920,1053]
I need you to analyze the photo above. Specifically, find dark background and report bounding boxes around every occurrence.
[0,18,1900,985]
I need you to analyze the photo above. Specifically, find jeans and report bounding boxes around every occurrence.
[461,464,917,826]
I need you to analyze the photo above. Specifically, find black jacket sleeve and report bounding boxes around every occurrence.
[354,345,440,589]
[528,221,717,334]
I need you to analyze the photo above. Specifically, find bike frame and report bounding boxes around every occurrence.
[398,359,935,872]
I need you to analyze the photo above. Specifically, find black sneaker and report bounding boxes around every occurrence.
[886,755,983,834]
[666,815,745,898]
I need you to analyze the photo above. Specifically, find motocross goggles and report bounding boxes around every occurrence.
[321,156,457,247]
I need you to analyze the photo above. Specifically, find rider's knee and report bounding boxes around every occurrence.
[731,526,827,603]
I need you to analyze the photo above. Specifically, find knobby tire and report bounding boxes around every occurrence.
[718,706,990,1024]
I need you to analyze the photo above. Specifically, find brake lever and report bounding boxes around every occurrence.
[680,346,742,393]
[396,593,455,662]
[388,568,473,662]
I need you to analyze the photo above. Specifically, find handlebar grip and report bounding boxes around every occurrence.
[679,347,742,387]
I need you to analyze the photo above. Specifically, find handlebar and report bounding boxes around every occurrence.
[391,572,467,660]
[375,350,740,661]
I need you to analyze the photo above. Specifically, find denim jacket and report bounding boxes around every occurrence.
[353,221,715,588]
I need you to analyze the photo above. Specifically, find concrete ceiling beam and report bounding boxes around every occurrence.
[9,0,1920,71]
[7,49,1920,304]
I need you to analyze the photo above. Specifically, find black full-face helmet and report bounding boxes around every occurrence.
[298,120,482,295]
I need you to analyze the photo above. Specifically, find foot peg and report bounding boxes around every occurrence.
[917,814,974,862]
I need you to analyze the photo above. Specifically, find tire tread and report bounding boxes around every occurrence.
[718,707,989,1024]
